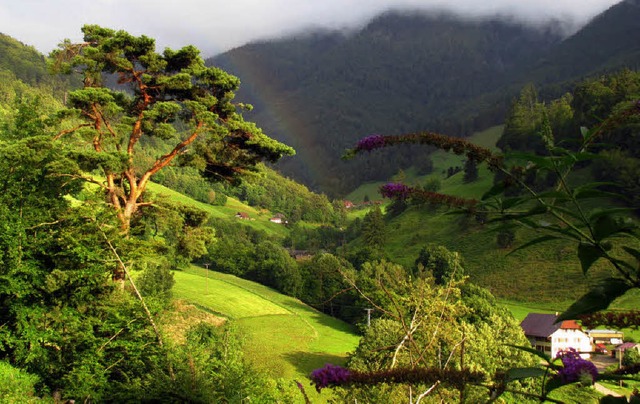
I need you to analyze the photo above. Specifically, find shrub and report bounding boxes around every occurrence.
[0,361,41,402]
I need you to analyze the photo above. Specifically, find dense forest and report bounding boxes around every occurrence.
[1,3,640,402]
[212,0,640,196]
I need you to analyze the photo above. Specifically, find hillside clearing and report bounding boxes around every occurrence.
[171,266,360,386]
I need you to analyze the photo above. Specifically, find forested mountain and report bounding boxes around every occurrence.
[0,33,49,85]
[522,0,640,87]
[209,0,640,196]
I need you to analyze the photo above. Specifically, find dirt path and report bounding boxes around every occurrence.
[594,382,622,397]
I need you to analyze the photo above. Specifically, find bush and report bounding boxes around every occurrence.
[138,260,176,303]
[0,361,41,403]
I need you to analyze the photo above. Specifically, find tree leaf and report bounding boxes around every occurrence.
[528,190,570,201]
[577,242,604,274]
[574,188,629,201]
[623,246,640,262]
[505,344,554,366]
[505,152,556,169]
[589,207,637,222]
[556,278,632,321]
[500,197,525,210]
[505,205,548,221]
[592,215,632,241]
[481,182,506,201]
[507,235,560,256]
[505,367,547,382]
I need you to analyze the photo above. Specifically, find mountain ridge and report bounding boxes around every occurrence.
[209,1,639,196]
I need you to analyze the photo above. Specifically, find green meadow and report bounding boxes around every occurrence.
[172,266,360,390]
[146,181,290,238]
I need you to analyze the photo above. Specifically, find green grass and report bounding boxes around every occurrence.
[599,379,640,398]
[172,266,360,388]
[344,125,640,307]
[500,300,564,322]
[346,125,502,203]
[146,181,290,238]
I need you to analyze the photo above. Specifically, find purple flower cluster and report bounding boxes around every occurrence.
[556,348,598,384]
[380,182,412,199]
[310,363,351,392]
[355,135,386,152]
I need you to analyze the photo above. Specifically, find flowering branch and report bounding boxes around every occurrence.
[345,132,502,168]
[310,364,485,393]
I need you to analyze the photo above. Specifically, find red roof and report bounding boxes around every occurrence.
[520,314,583,338]
[560,320,582,330]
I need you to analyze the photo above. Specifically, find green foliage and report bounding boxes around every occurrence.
[413,244,465,285]
[0,33,60,86]
[299,253,358,320]
[0,361,41,403]
[623,349,640,368]
[349,76,640,322]
[50,25,293,232]
[463,158,479,183]
[422,176,442,192]
[140,323,286,402]
[153,166,229,205]
[228,164,340,224]
[497,84,548,153]
[136,199,215,269]
[247,240,302,297]
[138,261,175,303]
[361,206,386,249]
[341,256,536,402]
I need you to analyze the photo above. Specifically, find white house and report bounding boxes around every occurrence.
[520,313,592,359]
[269,213,287,224]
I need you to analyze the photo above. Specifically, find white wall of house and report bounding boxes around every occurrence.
[550,328,591,359]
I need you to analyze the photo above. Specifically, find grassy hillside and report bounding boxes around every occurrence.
[146,181,290,238]
[171,266,360,396]
[346,125,631,304]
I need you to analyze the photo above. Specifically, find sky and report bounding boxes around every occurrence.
[0,0,622,57]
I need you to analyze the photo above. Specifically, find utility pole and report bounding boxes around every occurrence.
[364,308,374,327]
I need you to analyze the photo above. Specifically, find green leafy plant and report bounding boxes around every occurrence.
[331,97,640,402]
[346,99,640,322]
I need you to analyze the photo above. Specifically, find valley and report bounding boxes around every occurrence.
[1,1,639,402]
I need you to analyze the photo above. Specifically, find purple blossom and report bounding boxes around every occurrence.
[310,364,351,392]
[355,135,386,152]
[556,348,598,384]
[380,182,412,199]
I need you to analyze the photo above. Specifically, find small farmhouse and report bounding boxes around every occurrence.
[270,213,287,224]
[586,329,624,345]
[520,313,592,359]
[613,342,640,359]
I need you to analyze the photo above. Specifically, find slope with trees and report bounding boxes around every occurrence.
[0,27,301,402]
[211,1,640,196]
[211,11,561,195]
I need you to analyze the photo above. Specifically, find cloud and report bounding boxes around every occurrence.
[0,0,621,57]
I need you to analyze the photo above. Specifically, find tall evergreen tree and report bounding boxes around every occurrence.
[50,25,294,234]
[462,158,478,183]
[361,206,386,249]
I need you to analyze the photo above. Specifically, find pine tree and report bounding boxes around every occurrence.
[50,25,294,234]
[361,206,386,249]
